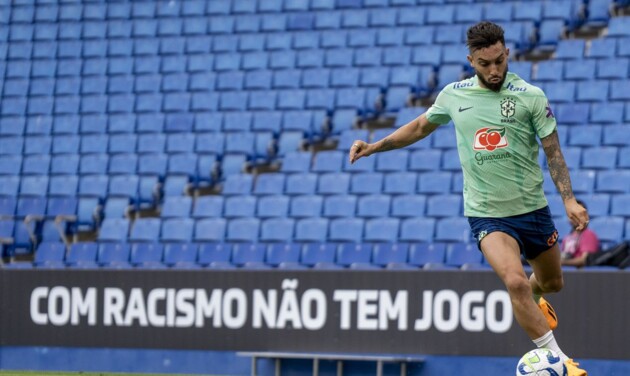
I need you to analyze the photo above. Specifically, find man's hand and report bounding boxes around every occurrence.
[349,140,373,164]
[565,198,589,231]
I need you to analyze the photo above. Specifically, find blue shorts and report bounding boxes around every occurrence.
[468,206,559,260]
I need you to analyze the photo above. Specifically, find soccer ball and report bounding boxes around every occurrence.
[516,349,567,376]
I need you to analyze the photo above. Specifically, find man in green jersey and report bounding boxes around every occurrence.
[349,22,589,376]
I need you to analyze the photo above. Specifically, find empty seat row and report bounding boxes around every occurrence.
[2,3,573,34]
[532,58,630,82]
[92,216,472,243]
[21,240,490,271]
[0,110,329,135]
[3,47,477,76]
[0,89,382,114]
[537,80,630,103]
[4,68,434,96]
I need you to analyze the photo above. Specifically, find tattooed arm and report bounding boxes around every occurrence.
[349,113,439,164]
[541,130,589,231]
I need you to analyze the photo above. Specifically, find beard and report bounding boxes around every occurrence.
[477,66,508,92]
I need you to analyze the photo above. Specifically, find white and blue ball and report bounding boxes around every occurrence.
[516,349,567,376]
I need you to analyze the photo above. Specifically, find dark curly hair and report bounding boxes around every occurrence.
[466,21,506,52]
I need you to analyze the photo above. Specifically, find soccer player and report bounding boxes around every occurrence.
[349,21,588,376]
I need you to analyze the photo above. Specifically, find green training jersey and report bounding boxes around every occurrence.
[425,72,557,218]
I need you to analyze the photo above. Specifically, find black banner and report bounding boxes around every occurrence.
[1,269,628,359]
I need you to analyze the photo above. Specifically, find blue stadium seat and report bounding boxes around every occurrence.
[336,243,371,267]
[408,243,446,267]
[375,150,409,172]
[163,243,198,267]
[435,217,471,242]
[575,193,609,217]
[260,218,295,242]
[356,194,391,217]
[576,81,608,102]
[582,147,617,169]
[48,176,79,197]
[390,194,426,218]
[224,196,257,218]
[328,218,364,243]
[427,195,461,217]
[285,173,318,195]
[266,243,301,268]
[590,102,624,125]
[231,242,266,266]
[253,174,285,196]
[610,80,630,101]
[191,218,227,243]
[128,218,160,243]
[98,218,130,243]
[97,243,131,267]
[317,173,350,195]
[323,195,357,218]
[568,126,602,147]
[196,243,231,267]
[371,243,408,268]
[349,173,383,195]
[222,174,254,195]
[555,40,585,60]
[34,242,66,268]
[189,196,222,219]
[77,175,108,200]
[446,242,482,267]
[248,91,278,111]
[289,195,323,218]
[66,242,98,267]
[597,170,630,193]
[280,152,312,174]
[227,218,260,243]
[610,194,630,216]
[589,216,624,243]
[364,217,400,242]
[161,218,194,243]
[130,243,163,267]
[398,217,435,243]
[295,218,329,242]
[257,195,290,218]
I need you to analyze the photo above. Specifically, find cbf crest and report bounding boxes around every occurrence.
[500,97,516,118]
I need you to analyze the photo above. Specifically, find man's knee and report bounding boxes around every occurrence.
[504,274,532,298]
[539,276,564,293]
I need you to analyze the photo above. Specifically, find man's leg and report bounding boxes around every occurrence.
[480,231,550,339]
[527,243,564,298]
[527,243,563,329]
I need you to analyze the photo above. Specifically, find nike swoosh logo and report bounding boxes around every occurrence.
[459,106,473,112]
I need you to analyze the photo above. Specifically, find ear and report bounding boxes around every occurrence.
[466,54,474,68]
[505,47,510,59]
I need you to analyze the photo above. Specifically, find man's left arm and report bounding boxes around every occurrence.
[541,130,589,231]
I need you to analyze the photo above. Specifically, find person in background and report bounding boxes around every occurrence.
[560,200,600,268]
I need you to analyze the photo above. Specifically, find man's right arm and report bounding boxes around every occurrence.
[349,113,439,164]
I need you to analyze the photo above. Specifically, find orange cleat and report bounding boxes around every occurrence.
[538,297,558,330]
[565,358,587,376]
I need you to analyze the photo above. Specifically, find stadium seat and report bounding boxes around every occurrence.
[323,195,357,218]
[224,196,257,218]
[317,173,350,195]
[34,242,66,268]
[356,194,391,218]
[256,195,289,218]
[130,243,164,267]
[162,242,198,266]
[97,243,131,267]
[66,242,98,267]
[289,195,323,218]
[260,218,295,242]
[285,173,318,195]
[161,218,194,243]
[231,243,265,266]
[435,217,471,242]
[446,242,483,267]
[264,243,300,268]
[589,216,624,243]
[295,218,329,242]
[364,217,400,242]
[408,243,447,267]
[128,218,160,243]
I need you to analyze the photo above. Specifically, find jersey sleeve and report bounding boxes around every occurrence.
[531,91,557,139]
[425,87,452,125]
